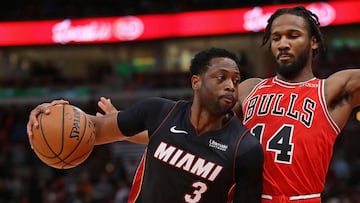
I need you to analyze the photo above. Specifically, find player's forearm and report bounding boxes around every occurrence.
[125,130,149,145]
[87,113,128,145]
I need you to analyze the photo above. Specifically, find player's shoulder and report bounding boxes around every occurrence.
[237,132,263,157]
[137,97,176,108]
[323,69,358,96]
[142,96,176,104]
[325,68,360,86]
[238,77,263,102]
[327,69,359,77]
[231,118,261,150]
[240,132,260,146]
[239,77,263,88]
[129,97,177,115]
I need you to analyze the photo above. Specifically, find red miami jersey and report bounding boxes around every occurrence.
[242,77,340,201]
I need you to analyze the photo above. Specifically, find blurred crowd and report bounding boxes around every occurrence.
[0,0,360,203]
[1,46,360,202]
[0,0,327,21]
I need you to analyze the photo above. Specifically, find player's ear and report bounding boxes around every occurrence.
[191,75,201,90]
[311,36,318,50]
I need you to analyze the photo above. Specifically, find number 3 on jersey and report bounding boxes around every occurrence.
[251,124,294,164]
[184,181,207,203]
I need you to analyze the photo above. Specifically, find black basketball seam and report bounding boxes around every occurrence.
[36,105,69,167]
[50,105,82,166]
[59,115,93,169]
[50,104,68,165]
[60,103,65,154]
[61,151,92,169]
[62,114,94,168]
[33,111,60,159]
[53,106,92,168]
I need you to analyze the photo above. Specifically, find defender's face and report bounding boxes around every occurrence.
[270,14,318,79]
[196,57,240,114]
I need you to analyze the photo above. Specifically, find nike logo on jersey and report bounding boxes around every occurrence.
[170,126,188,134]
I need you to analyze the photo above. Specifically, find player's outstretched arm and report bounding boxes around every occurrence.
[325,69,360,128]
[343,69,360,107]
[87,113,130,145]
[26,99,134,146]
[328,69,360,106]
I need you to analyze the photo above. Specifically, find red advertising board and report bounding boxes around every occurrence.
[0,0,359,46]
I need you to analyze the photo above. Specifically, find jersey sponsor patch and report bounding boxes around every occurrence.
[208,139,228,151]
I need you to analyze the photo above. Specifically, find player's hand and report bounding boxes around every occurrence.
[95,96,149,145]
[96,97,118,116]
[27,99,69,139]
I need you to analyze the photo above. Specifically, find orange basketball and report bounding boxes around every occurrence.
[30,104,96,169]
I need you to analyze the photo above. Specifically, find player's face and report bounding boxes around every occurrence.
[270,14,317,79]
[197,57,240,115]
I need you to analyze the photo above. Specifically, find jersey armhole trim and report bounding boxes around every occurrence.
[128,150,147,203]
[232,129,249,182]
[318,79,341,134]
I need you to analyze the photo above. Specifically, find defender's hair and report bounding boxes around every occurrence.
[261,6,325,57]
[190,47,241,76]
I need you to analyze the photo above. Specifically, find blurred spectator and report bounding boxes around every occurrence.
[92,172,113,203]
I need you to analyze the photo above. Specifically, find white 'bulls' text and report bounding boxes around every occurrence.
[244,93,316,128]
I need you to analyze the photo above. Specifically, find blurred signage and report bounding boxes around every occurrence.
[0,0,359,46]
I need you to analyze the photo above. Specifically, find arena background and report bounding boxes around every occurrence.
[0,0,360,202]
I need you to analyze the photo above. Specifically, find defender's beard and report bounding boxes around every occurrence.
[276,49,309,80]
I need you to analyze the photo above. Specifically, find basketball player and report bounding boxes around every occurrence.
[27,48,264,203]
[235,6,360,203]
[94,6,360,202]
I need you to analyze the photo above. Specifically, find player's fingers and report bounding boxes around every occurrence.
[26,122,34,149]
[27,100,68,149]
[99,97,112,105]
[99,96,108,102]
[26,121,34,138]
[98,101,107,111]
[27,108,41,141]
[98,97,109,107]
[103,98,118,113]
[49,99,69,107]
[41,100,69,114]
[98,97,116,114]
[27,99,68,135]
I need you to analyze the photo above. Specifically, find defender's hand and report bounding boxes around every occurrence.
[96,97,118,116]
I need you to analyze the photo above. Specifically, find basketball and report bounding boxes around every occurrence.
[30,104,96,169]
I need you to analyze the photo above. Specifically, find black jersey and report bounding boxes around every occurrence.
[117,97,263,203]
